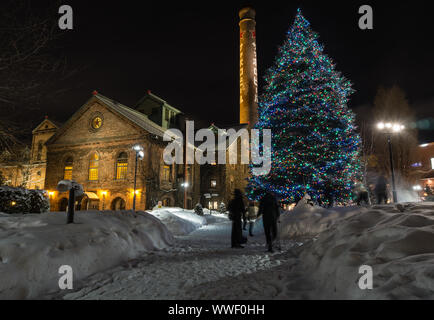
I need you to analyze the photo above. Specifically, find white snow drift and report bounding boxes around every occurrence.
[279,200,366,239]
[148,207,208,236]
[298,203,434,299]
[0,210,173,299]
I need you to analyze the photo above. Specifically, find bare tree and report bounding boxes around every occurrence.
[0,0,72,153]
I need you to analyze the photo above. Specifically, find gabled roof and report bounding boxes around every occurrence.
[32,118,60,134]
[95,93,168,137]
[46,92,172,145]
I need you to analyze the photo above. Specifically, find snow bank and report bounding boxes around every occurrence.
[148,207,207,236]
[279,204,366,239]
[298,203,434,299]
[0,210,173,299]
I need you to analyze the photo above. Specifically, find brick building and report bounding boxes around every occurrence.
[1,89,252,212]
[43,92,203,211]
[0,118,59,190]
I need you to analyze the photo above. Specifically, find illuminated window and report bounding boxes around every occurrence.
[431,158,434,170]
[64,157,73,180]
[208,201,218,210]
[89,153,99,181]
[211,179,217,188]
[116,152,128,180]
[162,165,171,182]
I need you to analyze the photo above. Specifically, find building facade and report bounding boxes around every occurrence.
[412,142,434,193]
[43,92,197,212]
[0,118,58,191]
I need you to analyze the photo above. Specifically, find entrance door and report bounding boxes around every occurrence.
[111,197,126,211]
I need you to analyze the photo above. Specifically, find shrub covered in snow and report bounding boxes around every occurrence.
[219,202,226,213]
[194,203,204,216]
[0,186,50,214]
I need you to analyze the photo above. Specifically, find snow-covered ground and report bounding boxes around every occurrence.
[44,213,297,300]
[185,203,434,300]
[4,203,434,300]
[0,210,173,299]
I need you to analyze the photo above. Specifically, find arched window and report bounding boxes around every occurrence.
[36,142,43,161]
[64,157,73,180]
[89,153,99,181]
[116,152,128,180]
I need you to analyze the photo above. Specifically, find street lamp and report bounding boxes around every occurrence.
[377,122,405,203]
[181,182,189,210]
[132,144,144,211]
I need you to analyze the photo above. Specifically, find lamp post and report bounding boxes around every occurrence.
[181,182,189,210]
[377,122,405,203]
[132,144,144,211]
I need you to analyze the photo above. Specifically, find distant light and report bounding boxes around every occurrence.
[135,190,140,195]
[138,151,145,159]
[377,122,385,130]
[392,124,402,132]
[413,185,422,191]
[133,145,143,152]
[385,123,393,129]
[101,191,108,196]
[181,182,189,188]
[11,201,16,206]
[420,144,429,148]
[48,191,55,197]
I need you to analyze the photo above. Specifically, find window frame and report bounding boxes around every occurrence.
[64,157,74,180]
[88,153,99,181]
[115,152,129,180]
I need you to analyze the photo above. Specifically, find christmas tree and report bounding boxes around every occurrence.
[247,9,362,205]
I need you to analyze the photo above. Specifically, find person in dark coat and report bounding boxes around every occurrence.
[228,189,246,248]
[374,175,388,204]
[258,192,280,253]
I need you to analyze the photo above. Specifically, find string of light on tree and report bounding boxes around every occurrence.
[247,9,362,204]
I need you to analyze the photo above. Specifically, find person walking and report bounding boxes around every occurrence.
[246,201,259,237]
[228,189,246,249]
[258,192,280,253]
[374,175,388,204]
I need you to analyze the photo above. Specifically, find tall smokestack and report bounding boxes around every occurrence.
[239,6,258,128]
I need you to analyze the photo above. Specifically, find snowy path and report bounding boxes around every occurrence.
[44,216,302,300]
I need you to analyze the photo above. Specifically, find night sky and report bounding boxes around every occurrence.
[22,1,434,141]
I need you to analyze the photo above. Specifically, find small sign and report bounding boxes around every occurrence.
[212,194,219,197]
[204,193,211,199]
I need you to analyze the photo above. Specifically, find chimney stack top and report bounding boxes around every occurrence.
[239,7,256,20]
